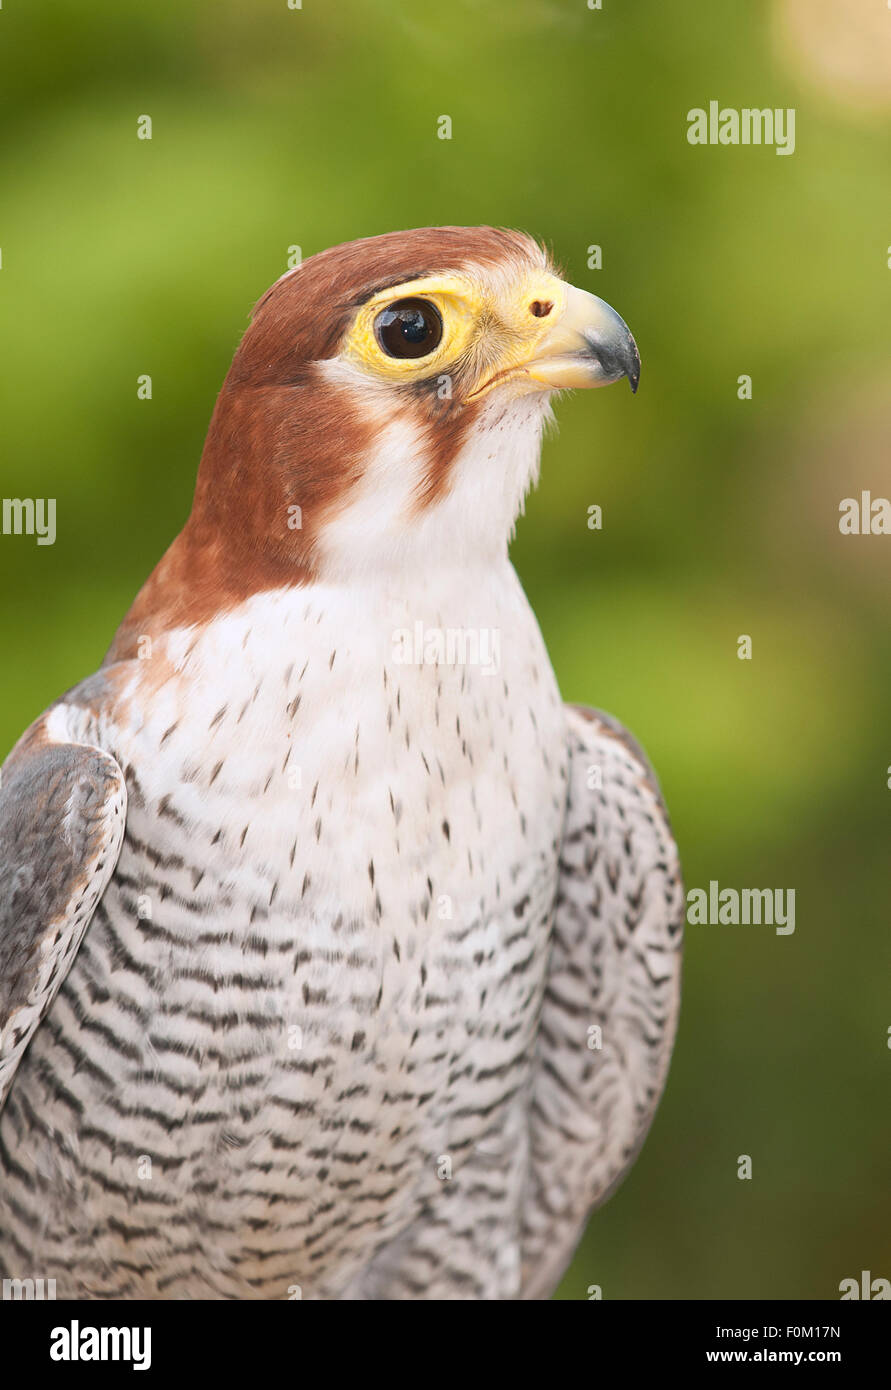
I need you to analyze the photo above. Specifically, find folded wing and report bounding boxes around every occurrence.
[521,704,684,1298]
[0,729,126,1113]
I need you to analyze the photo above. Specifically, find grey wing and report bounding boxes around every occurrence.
[520,704,684,1299]
[0,730,126,1113]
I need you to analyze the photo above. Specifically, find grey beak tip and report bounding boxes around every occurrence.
[626,333,641,394]
[583,315,641,396]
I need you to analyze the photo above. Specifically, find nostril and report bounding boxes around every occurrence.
[529,300,553,319]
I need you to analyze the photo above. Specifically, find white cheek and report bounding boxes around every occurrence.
[313,408,430,577]
[314,358,552,581]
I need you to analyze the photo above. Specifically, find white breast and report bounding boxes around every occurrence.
[115,561,567,938]
[21,561,571,1294]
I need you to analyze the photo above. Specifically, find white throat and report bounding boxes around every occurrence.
[314,368,553,583]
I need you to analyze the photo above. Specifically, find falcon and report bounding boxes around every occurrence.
[0,226,683,1300]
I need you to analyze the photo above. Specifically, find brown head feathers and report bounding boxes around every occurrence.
[106,228,547,663]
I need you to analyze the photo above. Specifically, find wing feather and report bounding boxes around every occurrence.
[0,726,126,1113]
[520,704,683,1298]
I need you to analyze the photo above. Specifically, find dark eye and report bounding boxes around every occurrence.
[374,298,443,359]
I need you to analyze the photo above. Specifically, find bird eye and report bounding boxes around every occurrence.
[374,298,443,360]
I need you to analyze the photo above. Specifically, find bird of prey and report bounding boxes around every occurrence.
[0,226,683,1300]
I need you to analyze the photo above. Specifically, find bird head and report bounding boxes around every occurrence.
[153,228,639,635]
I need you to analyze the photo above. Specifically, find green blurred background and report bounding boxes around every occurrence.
[1,0,889,1299]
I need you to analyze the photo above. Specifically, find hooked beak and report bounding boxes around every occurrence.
[527,283,641,393]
